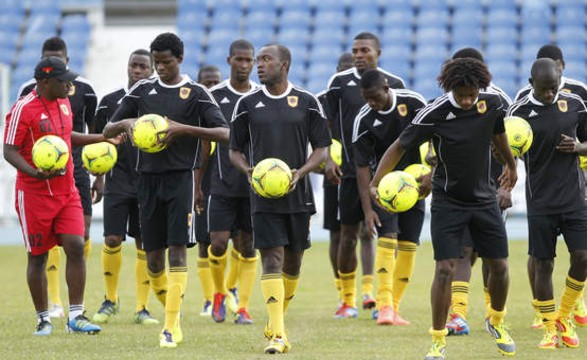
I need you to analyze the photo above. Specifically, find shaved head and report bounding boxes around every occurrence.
[531,58,559,82]
[529,58,560,105]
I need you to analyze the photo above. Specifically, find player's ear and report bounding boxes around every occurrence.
[528,78,533,86]
[177,54,183,64]
[226,55,231,66]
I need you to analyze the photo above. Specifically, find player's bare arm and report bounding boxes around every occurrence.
[103,118,136,139]
[289,146,328,192]
[159,118,229,145]
[3,144,63,179]
[370,139,406,200]
[356,165,381,235]
[229,149,253,183]
[324,154,342,185]
[556,133,587,155]
[491,132,518,191]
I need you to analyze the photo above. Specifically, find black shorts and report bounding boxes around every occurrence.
[252,212,311,251]
[339,178,362,225]
[462,209,507,249]
[373,204,399,236]
[74,169,92,216]
[195,206,210,245]
[430,203,508,261]
[398,208,425,245]
[208,194,252,233]
[103,192,140,240]
[137,171,195,252]
[528,207,587,259]
[323,184,340,231]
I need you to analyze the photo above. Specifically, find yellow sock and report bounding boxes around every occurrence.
[361,275,374,296]
[46,246,62,306]
[164,267,187,332]
[429,327,448,344]
[101,244,122,302]
[197,256,214,304]
[374,237,397,309]
[261,274,285,338]
[536,299,557,331]
[135,249,150,312]
[451,281,470,319]
[147,268,168,306]
[339,271,357,307]
[208,247,227,295]
[484,287,491,318]
[334,278,342,302]
[83,239,92,261]
[226,247,241,291]
[489,307,506,326]
[393,241,417,312]
[283,272,300,314]
[558,275,586,319]
[238,255,257,309]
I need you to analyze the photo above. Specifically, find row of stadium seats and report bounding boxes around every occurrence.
[178,0,587,98]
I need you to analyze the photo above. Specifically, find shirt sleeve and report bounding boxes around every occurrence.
[229,98,249,153]
[493,98,506,134]
[198,88,228,128]
[307,95,332,149]
[84,85,98,132]
[322,77,341,134]
[3,102,31,146]
[110,89,140,123]
[93,98,109,134]
[399,105,436,150]
[352,120,374,167]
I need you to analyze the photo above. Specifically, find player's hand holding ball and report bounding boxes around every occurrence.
[251,158,292,198]
[132,113,168,153]
[32,135,69,178]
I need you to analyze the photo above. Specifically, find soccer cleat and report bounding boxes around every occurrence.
[92,298,119,323]
[537,329,559,350]
[173,321,183,344]
[48,304,65,318]
[531,310,544,329]
[424,339,446,360]
[376,306,394,325]
[199,300,212,317]
[159,330,177,348]
[372,309,379,320]
[66,314,102,334]
[264,337,290,354]
[264,321,273,340]
[33,320,53,336]
[334,304,358,319]
[556,317,580,348]
[362,294,376,309]
[574,299,587,327]
[393,312,411,326]
[234,308,253,324]
[485,319,516,356]
[226,288,239,315]
[212,293,226,323]
[133,308,159,325]
[446,313,470,336]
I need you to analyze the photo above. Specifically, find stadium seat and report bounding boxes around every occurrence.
[413,78,443,101]
[348,9,381,35]
[452,0,482,12]
[27,14,60,34]
[348,24,380,38]
[288,63,306,85]
[177,0,208,14]
[307,77,329,94]
[564,60,587,83]
[62,15,91,33]
[556,42,587,63]
[288,44,309,64]
[520,26,553,47]
[415,27,449,47]
[485,25,518,46]
[378,58,410,84]
[307,62,337,83]
[556,25,587,46]
[243,28,275,46]
[380,26,413,47]
[486,60,518,80]
[243,10,277,32]
[416,9,449,28]
[381,8,414,29]
[0,13,23,33]
[275,28,309,47]
[181,29,206,49]
[451,24,483,51]
[244,0,276,14]
[206,28,241,46]
[382,0,413,13]
[414,0,448,12]
[451,8,484,27]
[176,12,208,33]
[62,32,90,49]
[311,45,345,65]
[210,9,242,31]
[487,0,517,11]
[520,3,552,25]
[314,10,347,26]
[278,0,310,13]
[379,43,411,63]
[314,0,345,13]
[556,3,586,26]
[279,10,312,31]
[485,43,518,64]
[486,8,519,27]
[312,27,345,47]
[207,0,240,12]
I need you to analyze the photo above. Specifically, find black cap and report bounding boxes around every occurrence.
[34,56,78,82]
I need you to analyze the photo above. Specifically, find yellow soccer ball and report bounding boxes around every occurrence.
[132,114,168,153]
[32,135,69,171]
[330,139,343,166]
[251,158,292,198]
[403,163,431,199]
[580,155,587,170]
[377,171,419,213]
[82,142,118,175]
[504,116,533,157]
[419,141,435,168]
[210,141,217,155]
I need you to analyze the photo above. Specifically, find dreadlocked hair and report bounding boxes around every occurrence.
[437,58,492,92]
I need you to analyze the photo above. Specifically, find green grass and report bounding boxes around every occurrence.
[0,240,584,359]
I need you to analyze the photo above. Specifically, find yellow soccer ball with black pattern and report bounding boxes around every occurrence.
[32,135,69,171]
[251,158,292,198]
[132,114,168,153]
[82,142,118,175]
[403,163,431,200]
[504,116,533,157]
[377,171,419,213]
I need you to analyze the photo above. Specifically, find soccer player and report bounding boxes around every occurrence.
[91,49,158,325]
[103,33,229,348]
[444,48,513,336]
[207,40,258,324]
[323,32,405,318]
[317,52,352,308]
[507,58,587,350]
[230,44,330,354]
[515,44,587,328]
[352,69,427,325]
[4,57,108,335]
[193,65,222,318]
[18,36,98,318]
[370,58,517,359]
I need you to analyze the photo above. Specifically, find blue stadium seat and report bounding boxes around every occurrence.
[289,63,306,85]
[556,4,586,27]
[27,14,60,34]
[378,58,410,84]
[487,0,517,11]
[556,25,586,46]
[486,60,517,80]
[381,0,413,13]
[311,45,345,64]
[243,10,277,32]
[243,28,275,46]
[413,44,448,62]
[62,32,90,49]
[29,0,59,16]
[520,3,552,25]
[312,27,345,47]
[206,29,241,46]
[380,26,413,47]
[518,44,539,64]
[416,9,449,28]
[177,0,208,14]
[452,0,482,12]
[412,79,442,101]
[0,30,20,48]
[181,29,206,49]
[348,0,383,13]
[207,0,240,12]
[244,0,276,14]
[307,77,329,94]
[485,26,518,46]
[0,13,23,32]
[314,0,345,13]
[204,45,231,64]
[0,47,15,65]
[414,0,448,12]
[485,43,518,64]
[62,15,91,33]
[314,10,346,25]
[177,12,208,33]
[520,26,552,47]
[451,24,483,51]
[557,42,587,62]
[348,9,380,31]
[415,27,449,46]
[276,28,309,47]
[451,8,484,27]
[287,44,309,64]
[278,0,310,13]
[564,60,587,83]
[491,78,517,100]
[279,10,312,30]
[348,24,380,38]
[210,9,242,31]
[307,62,337,83]
[486,8,518,27]
[380,43,411,63]
[381,8,414,30]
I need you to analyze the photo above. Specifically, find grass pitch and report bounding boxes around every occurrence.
[0,239,583,359]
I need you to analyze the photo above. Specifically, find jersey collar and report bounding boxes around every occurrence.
[377,89,397,115]
[157,75,191,88]
[529,90,559,106]
[447,91,479,109]
[227,79,258,96]
[261,82,293,99]
[560,76,567,90]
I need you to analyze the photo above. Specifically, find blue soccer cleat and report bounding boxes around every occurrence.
[66,314,102,334]
[446,313,470,336]
[33,320,53,336]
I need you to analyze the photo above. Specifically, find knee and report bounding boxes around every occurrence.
[570,251,587,278]
[209,236,228,256]
[104,235,123,248]
[340,230,358,249]
[239,234,256,258]
[436,261,456,284]
[488,259,509,278]
[535,258,554,275]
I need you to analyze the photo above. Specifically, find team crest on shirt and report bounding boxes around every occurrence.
[60,104,70,116]
[179,87,191,99]
[68,84,76,96]
[558,100,568,112]
[287,96,298,108]
[397,104,408,117]
[560,88,571,93]
[476,100,487,114]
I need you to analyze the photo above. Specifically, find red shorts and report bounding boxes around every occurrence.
[15,189,85,256]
